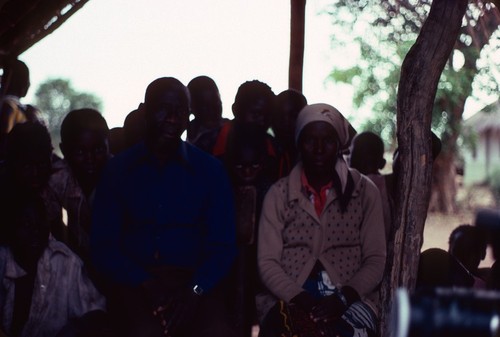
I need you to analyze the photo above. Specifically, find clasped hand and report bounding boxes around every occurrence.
[291,291,347,322]
[151,287,200,337]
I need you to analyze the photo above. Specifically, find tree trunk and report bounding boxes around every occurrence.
[430,98,465,214]
[379,0,468,336]
[289,0,306,92]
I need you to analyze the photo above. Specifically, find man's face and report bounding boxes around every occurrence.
[146,90,189,146]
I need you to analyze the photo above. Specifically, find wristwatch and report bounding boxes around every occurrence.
[193,285,204,296]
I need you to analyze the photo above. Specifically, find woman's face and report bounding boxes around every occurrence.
[298,121,339,176]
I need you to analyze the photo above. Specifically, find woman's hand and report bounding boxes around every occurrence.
[310,293,347,322]
[290,291,320,313]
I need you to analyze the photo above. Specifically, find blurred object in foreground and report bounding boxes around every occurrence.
[394,287,500,337]
[476,208,500,259]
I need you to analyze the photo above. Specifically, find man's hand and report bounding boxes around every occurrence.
[153,286,201,337]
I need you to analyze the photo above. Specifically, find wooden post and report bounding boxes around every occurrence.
[289,0,306,92]
[380,0,468,336]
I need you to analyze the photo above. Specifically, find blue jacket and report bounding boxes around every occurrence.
[90,141,236,292]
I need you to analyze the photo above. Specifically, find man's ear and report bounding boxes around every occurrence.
[232,103,238,118]
[378,158,387,170]
[60,142,67,159]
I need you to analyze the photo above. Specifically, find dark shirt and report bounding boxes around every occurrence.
[90,141,237,292]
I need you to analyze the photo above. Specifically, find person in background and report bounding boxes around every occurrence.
[123,105,145,149]
[348,131,393,239]
[108,127,126,155]
[0,122,65,242]
[0,59,42,158]
[223,123,274,337]
[186,75,227,144]
[271,89,307,178]
[194,80,277,167]
[448,224,488,288]
[417,248,474,288]
[54,108,110,259]
[0,193,106,337]
[257,104,385,337]
[91,77,237,337]
[487,260,500,290]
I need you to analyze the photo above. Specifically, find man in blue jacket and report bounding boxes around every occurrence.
[91,77,237,337]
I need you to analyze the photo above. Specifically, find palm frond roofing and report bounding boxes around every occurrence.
[0,0,89,65]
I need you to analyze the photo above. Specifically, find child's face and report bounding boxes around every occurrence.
[12,151,52,192]
[238,97,272,129]
[65,130,109,186]
[231,147,264,186]
[272,101,300,147]
[192,88,222,122]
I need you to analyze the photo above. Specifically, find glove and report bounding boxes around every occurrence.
[317,317,355,337]
[310,286,360,322]
[290,291,320,313]
[310,293,347,322]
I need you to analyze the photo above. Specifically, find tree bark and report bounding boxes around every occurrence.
[289,0,306,92]
[379,0,468,336]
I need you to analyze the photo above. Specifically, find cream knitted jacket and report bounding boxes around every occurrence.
[258,163,386,311]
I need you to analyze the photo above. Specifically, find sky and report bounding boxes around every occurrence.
[19,0,494,130]
[20,0,358,129]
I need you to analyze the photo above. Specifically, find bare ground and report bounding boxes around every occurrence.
[423,184,497,267]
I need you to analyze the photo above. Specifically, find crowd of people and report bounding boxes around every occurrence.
[0,59,498,337]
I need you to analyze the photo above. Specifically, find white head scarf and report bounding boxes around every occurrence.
[295,103,356,194]
[295,103,355,151]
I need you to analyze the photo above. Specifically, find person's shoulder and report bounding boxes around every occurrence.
[105,141,146,172]
[47,237,77,256]
[46,238,84,266]
[0,95,19,107]
[263,170,294,202]
[48,155,73,188]
[0,245,9,259]
[192,125,222,153]
[350,168,379,195]
[184,142,223,168]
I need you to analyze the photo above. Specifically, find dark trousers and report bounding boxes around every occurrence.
[104,267,236,337]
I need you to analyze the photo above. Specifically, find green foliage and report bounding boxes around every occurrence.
[34,78,102,147]
[324,0,500,152]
